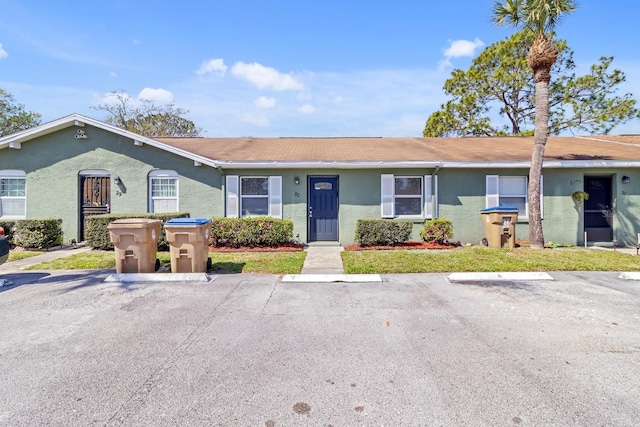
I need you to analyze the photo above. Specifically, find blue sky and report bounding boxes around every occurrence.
[1,0,639,137]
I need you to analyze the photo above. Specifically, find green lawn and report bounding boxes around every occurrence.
[7,251,42,262]
[24,250,307,274]
[341,246,640,274]
[14,246,640,274]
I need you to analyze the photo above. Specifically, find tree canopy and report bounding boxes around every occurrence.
[92,92,203,137]
[0,89,41,137]
[423,31,639,137]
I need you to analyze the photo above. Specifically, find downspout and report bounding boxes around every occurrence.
[432,164,441,218]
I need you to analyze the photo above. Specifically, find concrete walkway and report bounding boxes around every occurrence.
[300,246,345,274]
[0,245,94,274]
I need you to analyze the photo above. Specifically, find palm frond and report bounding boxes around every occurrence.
[493,0,577,34]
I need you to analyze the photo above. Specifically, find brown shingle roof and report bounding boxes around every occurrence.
[154,135,640,164]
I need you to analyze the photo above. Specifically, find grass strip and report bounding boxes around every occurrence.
[341,247,640,274]
[24,251,307,274]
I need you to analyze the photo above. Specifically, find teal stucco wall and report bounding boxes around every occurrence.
[219,168,433,245]
[438,167,640,247]
[4,124,640,247]
[0,125,222,242]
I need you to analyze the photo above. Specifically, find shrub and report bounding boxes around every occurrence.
[420,218,453,244]
[11,219,63,249]
[210,217,294,248]
[354,219,413,246]
[85,212,191,250]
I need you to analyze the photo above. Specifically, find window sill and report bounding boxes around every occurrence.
[394,216,426,223]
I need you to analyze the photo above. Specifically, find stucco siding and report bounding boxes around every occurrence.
[0,125,222,242]
[3,119,640,248]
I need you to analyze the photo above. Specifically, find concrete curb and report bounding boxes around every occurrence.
[618,272,640,280]
[280,274,382,283]
[447,272,554,282]
[104,273,213,283]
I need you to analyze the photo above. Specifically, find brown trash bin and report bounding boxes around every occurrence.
[480,207,519,248]
[108,219,162,273]
[164,218,212,273]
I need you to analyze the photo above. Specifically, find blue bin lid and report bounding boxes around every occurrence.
[480,206,519,212]
[165,218,212,225]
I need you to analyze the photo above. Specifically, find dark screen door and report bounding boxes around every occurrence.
[584,176,613,242]
[309,177,339,241]
[80,175,111,241]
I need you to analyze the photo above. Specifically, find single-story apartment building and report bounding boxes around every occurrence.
[1,113,640,247]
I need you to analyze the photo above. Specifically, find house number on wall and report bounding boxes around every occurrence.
[294,192,300,198]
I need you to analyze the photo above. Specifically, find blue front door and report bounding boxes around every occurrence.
[309,177,339,241]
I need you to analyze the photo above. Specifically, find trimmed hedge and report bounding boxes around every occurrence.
[420,218,453,244]
[355,219,413,246]
[85,212,190,250]
[2,219,63,249]
[210,217,294,248]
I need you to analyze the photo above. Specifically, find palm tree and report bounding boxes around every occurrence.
[493,0,576,249]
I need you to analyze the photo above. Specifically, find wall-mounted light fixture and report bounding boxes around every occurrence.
[114,176,122,185]
[294,176,300,185]
[622,175,630,184]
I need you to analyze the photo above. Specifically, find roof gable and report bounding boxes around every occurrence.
[0,113,217,168]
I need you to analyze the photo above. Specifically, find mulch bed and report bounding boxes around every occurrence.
[208,243,305,252]
[208,241,460,252]
[343,241,459,251]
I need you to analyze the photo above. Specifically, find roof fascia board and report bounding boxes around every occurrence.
[217,161,445,169]
[217,160,640,169]
[437,160,640,168]
[544,160,640,168]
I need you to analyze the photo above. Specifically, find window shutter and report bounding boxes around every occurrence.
[486,175,499,208]
[268,176,282,218]
[381,174,394,218]
[424,175,433,219]
[434,175,439,218]
[226,175,239,218]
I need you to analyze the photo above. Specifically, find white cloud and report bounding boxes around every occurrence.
[231,61,304,91]
[132,38,141,45]
[196,58,227,76]
[0,43,7,59]
[137,88,174,104]
[438,38,484,70]
[254,96,276,108]
[298,104,315,114]
[110,71,117,78]
[444,38,485,58]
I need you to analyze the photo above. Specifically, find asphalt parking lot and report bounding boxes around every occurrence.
[0,270,639,426]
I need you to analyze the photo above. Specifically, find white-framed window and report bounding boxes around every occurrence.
[149,170,178,213]
[225,175,282,218]
[241,177,269,216]
[381,174,435,218]
[486,175,543,218]
[0,170,26,218]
